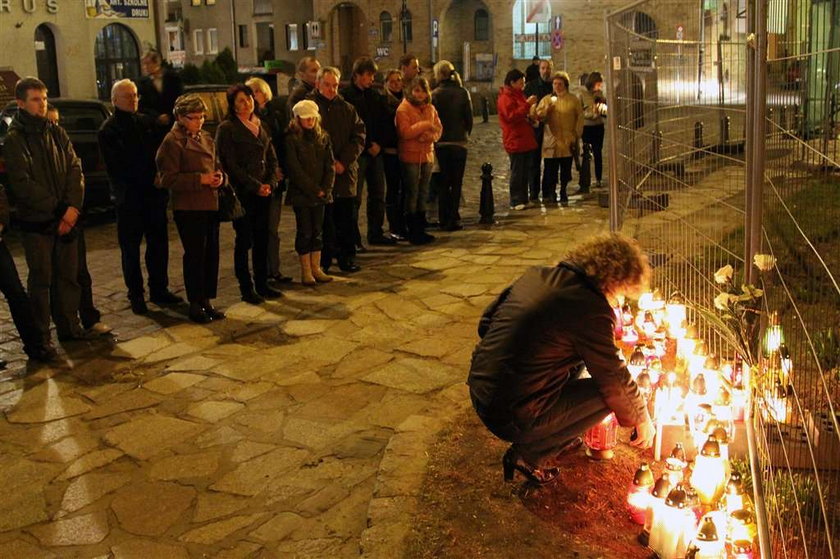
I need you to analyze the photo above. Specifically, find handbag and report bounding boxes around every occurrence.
[217,184,245,222]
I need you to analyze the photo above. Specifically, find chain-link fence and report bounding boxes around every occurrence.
[607,0,840,557]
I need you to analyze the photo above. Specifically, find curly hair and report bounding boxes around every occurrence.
[564,233,650,297]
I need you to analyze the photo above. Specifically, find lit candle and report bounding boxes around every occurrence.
[584,413,618,460]
[690,514,726,559]
[642,472,672,545]
[627,462,655,525]
[725,473,747,515]
[762,311,784,356]
[692,436,728,505]
[652,485,696,559]
[729,539,755,559]
[628,344,647,379]
[727,509,757,548]
[665,293,687,338]
[764,379,789,423]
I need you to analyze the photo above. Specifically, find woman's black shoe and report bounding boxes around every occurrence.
[502,447,560,485]
[188,302,212,324]
[203,302,225,321]
[256,284,283,299]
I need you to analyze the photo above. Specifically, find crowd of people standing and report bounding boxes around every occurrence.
[0,50,480,366]
[498,57,607,209]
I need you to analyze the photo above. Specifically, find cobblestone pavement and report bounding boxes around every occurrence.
[0,118,610,558]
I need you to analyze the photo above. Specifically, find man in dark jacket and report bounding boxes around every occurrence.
[341,57,395,247]
[308,66,366,273]
[287,56,321,119]
[4,77,87,343]
[524,59,554,203]
[0,183,58,362]
[468,233,655,484]
[431,61,473,231]
[381,70,405,239]
[138,50,184,141]
[99,78,182,315]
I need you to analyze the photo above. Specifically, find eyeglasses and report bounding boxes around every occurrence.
[182,115,205,121]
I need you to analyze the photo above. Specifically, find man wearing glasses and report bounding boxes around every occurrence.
[99,79,182,315]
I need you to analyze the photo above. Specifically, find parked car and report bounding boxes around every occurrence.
[0,98,112,209]
[183,84,229,137]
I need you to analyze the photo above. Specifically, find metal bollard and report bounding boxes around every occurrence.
[579,143,592,190]
[694,121,704,156]
[482,96,490,123]
[479,162,495,224]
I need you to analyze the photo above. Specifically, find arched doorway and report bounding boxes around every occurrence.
[328,3,368,79]
[94,23,140,101]
[35,24,60,97]
[440,0,494,82]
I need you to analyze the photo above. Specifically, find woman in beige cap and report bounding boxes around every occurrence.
[284,100,335,285]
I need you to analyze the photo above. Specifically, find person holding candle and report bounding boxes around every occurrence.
[468,233,656,485]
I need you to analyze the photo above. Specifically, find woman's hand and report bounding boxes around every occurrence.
[257,184,272,197]
[630,417,656,449]
[317,190,326,198]
[201,172,223,188]
[526,95,538,105]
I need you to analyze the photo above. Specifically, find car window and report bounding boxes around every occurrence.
[59,107,107,132]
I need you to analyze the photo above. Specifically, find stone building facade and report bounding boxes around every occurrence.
[0,0,157,101]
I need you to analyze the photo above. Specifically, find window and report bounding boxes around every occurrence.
[190,0,200,6]
[400,9,413,43]
[94,23,139,100]
[286,24,299,51]
[253,0,272,15]
[474,9,489,41]
[193,29,204,54]
[207,28,218,54]
[380,11,393,43]
[238,24,249,48]
[512,0,550,59]
[206,0,216,4]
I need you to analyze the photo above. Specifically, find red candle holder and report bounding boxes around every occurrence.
[627,462,655,524]
[584,413,618,460]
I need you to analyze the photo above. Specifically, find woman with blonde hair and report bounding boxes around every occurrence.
[156,93,225,323]
[468,233,655,485]
[284,100,335,285]
[396,76,442,244]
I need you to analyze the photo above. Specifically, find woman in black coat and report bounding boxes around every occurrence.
[215,84,281,304]
[468,233,655,484]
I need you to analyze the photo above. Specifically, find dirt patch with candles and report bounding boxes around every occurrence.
[404,409,653,559]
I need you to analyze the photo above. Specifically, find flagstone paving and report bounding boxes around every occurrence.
[0,119,614,557]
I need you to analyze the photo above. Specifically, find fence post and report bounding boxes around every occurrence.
[722,115,731,143]
[579,143,592,191]
[604,13,620,231]
[694,121,705,158]
[482,97,489,123]
[479,162,495,224]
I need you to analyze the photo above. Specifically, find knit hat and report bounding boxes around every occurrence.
[292,100,320,119]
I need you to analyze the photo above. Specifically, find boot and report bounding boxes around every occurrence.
[300,253,317,285]
[409,213,435,245]
[310,251,333,283]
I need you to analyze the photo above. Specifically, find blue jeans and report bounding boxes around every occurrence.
[400,161,432,214]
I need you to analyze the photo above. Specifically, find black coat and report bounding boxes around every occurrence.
[0,183,9,228]
[306,91,365,198]
[137,71,184,122]
[468,263,648,430]
[99,108,167,207]
[284,129,335,207]
[379,90,401,150]
[431,80,474,143]
[340,83,388,149]
[3,110,84,227]
[214,117,279,204]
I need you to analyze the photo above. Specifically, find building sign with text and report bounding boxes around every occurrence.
[85,0,149,19]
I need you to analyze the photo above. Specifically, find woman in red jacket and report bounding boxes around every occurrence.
[497,69,538,210]
[396,76,443,244]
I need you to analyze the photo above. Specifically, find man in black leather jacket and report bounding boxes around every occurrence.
[99,79,182,315]
[468,233,655,483]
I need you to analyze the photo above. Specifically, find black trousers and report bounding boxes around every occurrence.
[528,126,545,201]
[0,238,43,352]
[582,124,605,182]
[174,210,219,303]
[116,200,170,300]
[321,197,356,269]
[293,205,324,254]
[508,150,533,207]
[232,197,271,292]
[383,152,405,235]
[75,228,101,329]
[542,156,574,201]
[21,230,82,342]
[434,144,468,228]
[355,153,387,241]
[267,188,284,276]
[475,376,610,468]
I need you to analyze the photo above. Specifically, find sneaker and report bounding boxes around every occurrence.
[86,322,113,336]
[512,204,526,211]
[150,291,183,305]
